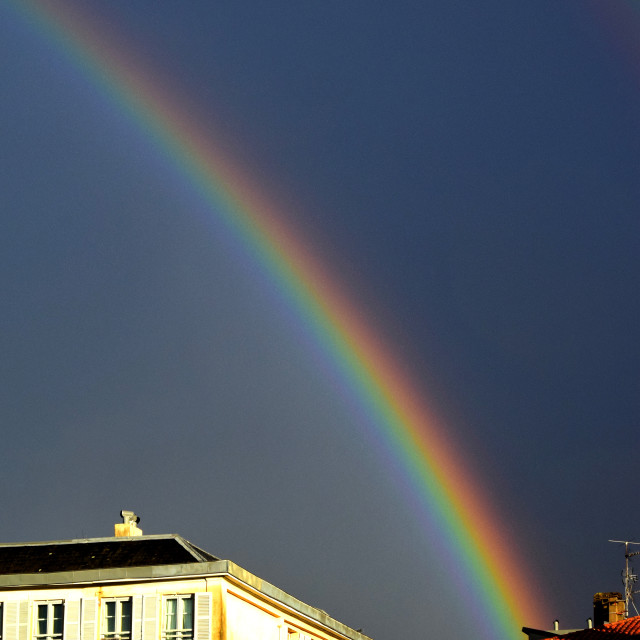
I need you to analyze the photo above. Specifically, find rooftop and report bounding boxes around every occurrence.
[546,617,640,640]
[0,512,372,640]
[0,534,217,574]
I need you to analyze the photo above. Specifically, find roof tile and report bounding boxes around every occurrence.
[547,617,640,640]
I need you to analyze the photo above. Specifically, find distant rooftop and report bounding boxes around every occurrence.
[0,535,218,574]
[544,616,640,640]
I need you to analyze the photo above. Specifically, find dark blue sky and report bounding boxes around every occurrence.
[1,2,639,639]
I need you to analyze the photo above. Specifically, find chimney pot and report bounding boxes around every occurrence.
[115,510,143,537]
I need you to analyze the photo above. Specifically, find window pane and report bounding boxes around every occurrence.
[52,604,63,636]
[182,599,193,631]
[38,605,48,636]
[105,602,116,634]
[121,600,132,634]
[165,599,177,631]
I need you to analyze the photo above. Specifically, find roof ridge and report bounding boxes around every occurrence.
[173,536,218,562]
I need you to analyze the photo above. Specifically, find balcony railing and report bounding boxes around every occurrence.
[162,630,193,640]
[102,633,131,640]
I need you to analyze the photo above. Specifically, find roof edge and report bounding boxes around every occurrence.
[0,534,187,548]
[172,536,218,562]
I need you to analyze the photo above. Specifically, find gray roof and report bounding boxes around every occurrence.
[0,535,217,574]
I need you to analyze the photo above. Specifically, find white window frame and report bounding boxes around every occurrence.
[102,599,132,640]
[34,602,64,640]
[161,597,193,640]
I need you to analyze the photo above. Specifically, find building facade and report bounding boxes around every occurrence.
[0,516,371,640]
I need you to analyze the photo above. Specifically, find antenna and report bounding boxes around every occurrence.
[609,540,640,617]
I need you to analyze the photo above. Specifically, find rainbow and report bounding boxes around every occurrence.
[8,1,549,637]
[584,1,640,79]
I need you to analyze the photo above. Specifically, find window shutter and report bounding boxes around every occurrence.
[17,601,28,640]
[4,602,19,640]
[65,601,81,640]
[81,599,98,640]
[193,594,211,640]
[4,602,29,640]
[132,596,143,640]
[142,596,157,640]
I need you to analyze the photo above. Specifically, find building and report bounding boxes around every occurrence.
[522,623,585,640]
[0,513,372,640]
[523,593,635,640]
[543,616,640,640]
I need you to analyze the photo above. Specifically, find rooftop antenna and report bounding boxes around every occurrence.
[609,540,640,617]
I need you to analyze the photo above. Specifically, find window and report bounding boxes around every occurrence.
[163,597,193,640]
[103,599,132,640]
[35,603,63,640]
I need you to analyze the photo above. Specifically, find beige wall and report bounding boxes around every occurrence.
[0,577,350,640]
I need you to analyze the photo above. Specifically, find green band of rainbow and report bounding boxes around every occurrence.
[9,1,549,637]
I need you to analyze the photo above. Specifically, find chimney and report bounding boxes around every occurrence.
[114,510,143,537]
[593,592,625,626]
